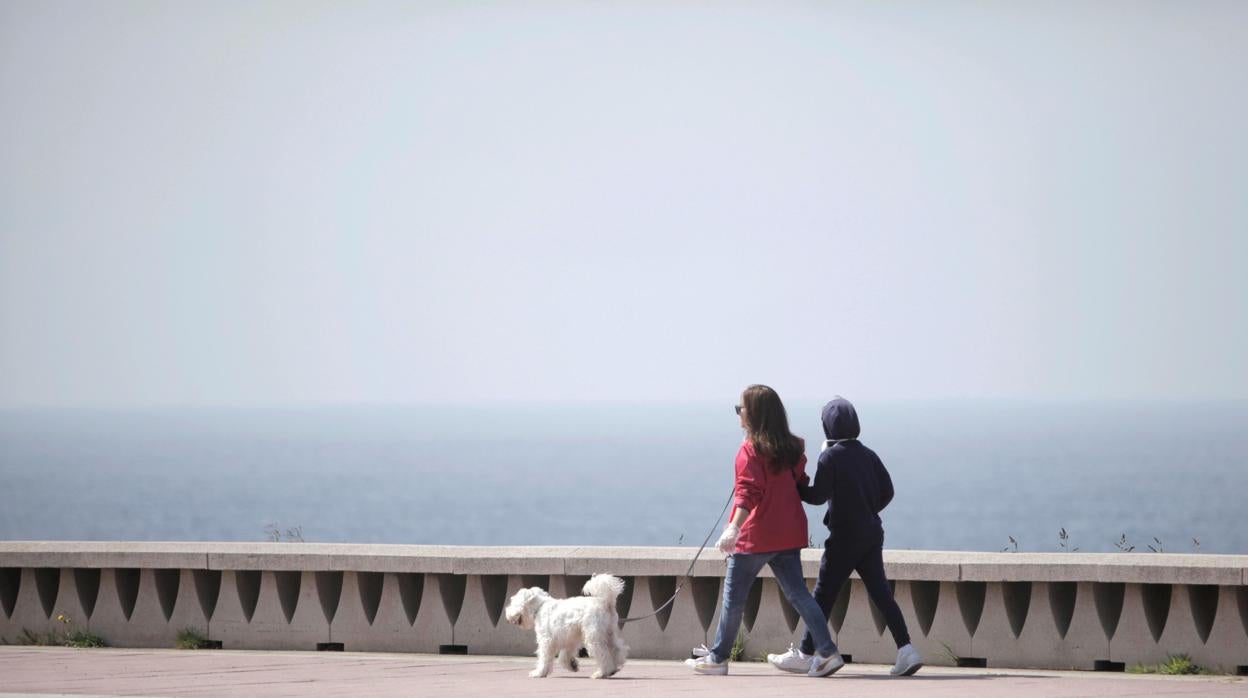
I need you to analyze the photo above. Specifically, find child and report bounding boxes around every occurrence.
[767,396,923,676]
[686,384,844,677]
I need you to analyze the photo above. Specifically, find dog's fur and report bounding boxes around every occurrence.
[504,573,629,678]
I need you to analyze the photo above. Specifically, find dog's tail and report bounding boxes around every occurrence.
[582,574,625,607]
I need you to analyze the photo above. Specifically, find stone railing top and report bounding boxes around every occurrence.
[0,542,1244,585]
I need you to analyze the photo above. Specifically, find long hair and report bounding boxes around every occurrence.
[740,384,804,473]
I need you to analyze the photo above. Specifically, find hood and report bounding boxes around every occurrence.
[821,397,861,440]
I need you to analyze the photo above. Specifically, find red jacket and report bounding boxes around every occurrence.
[732,439,810,554]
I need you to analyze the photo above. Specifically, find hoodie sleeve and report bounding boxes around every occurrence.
[798,449,835,505]
[875,457,895,512]
[733,444,764,512]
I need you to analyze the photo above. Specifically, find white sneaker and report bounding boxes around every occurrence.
[807,652,845,677]
[767,643,812,673]
[690,643,711,658]
[685,656,728,675]
[890,643,923,676]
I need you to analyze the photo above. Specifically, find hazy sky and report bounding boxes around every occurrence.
[2,1,1245,407]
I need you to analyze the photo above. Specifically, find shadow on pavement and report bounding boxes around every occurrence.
[835,673,1055,681]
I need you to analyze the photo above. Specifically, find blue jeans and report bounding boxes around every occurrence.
[709,548,837,663]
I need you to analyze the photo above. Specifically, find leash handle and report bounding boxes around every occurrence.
[618,487,734,625]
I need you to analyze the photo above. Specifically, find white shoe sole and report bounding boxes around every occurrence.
[768,659,811,674]
[808,655,844,677]
[892,661,923,677]
[686,657,728,675]
[693,666,728,675]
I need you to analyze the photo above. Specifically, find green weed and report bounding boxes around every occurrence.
[1127,653,1216,675]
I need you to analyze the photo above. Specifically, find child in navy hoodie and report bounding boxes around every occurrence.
[766,396,923,677]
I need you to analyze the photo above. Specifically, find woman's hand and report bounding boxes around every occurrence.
[716,522,740,554]
[716,507,749,554]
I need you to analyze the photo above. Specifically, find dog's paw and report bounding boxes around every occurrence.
[528,669,548,678]
[569,659,579,672]
[590,670,605,679]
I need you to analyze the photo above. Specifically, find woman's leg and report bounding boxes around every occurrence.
[769,549,838,657]
[708,552,768,663]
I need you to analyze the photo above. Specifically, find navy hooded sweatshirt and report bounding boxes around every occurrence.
[797,397,894,542]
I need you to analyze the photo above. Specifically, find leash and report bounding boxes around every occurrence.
[618,487,735,625]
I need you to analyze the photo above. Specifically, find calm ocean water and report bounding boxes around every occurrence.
[1,402,1245,554]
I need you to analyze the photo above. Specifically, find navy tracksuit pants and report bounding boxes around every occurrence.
[798,531,911,655]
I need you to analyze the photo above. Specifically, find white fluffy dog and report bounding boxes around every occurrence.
[504,573,629,679]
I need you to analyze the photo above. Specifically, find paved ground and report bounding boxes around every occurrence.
[0,647,1244,697]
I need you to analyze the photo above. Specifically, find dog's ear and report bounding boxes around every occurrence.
[522,587,547,616]
[505,588,547,628]
[505,587,552,629]
[504,588,532,626]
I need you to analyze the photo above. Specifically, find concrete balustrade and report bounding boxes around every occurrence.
[1,543,1245,673]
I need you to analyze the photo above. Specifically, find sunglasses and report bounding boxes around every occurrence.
[734,405,744,415]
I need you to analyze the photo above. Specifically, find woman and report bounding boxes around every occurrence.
[686,384,844,677]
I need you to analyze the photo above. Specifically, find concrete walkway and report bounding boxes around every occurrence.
[0,647,1244,697]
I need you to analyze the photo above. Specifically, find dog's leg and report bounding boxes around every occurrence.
[589,637,615,679]
[610,629,628,676]
[530,638,554,678]
[558,648,579,673]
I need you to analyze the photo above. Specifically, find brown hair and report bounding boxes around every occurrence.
[740,384,804,473]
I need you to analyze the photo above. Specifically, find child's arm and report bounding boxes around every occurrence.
[799,451,834,505]
[876,458,895,511]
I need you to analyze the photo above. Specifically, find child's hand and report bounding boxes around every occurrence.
[716,523,740,554]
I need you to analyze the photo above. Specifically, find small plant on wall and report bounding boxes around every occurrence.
[264,524,305,542]
[176,627,216,650]
[1058,528,1079,552]
[12,614,105,648]
[1127,653,1216,675]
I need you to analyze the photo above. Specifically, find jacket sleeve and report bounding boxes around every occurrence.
[876,458,895,512]
[733,445,765,512]
[799,450,834,505]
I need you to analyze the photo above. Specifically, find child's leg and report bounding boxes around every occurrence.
[856,543,911,648]
[768,549,838,657]
[798,538,857,655]
[708,552,768,662]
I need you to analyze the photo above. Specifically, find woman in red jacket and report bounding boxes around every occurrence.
[686,384,843,677]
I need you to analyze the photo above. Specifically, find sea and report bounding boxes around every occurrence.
[1,401,1245,554]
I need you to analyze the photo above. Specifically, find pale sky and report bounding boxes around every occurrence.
[2,1,1245,407]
